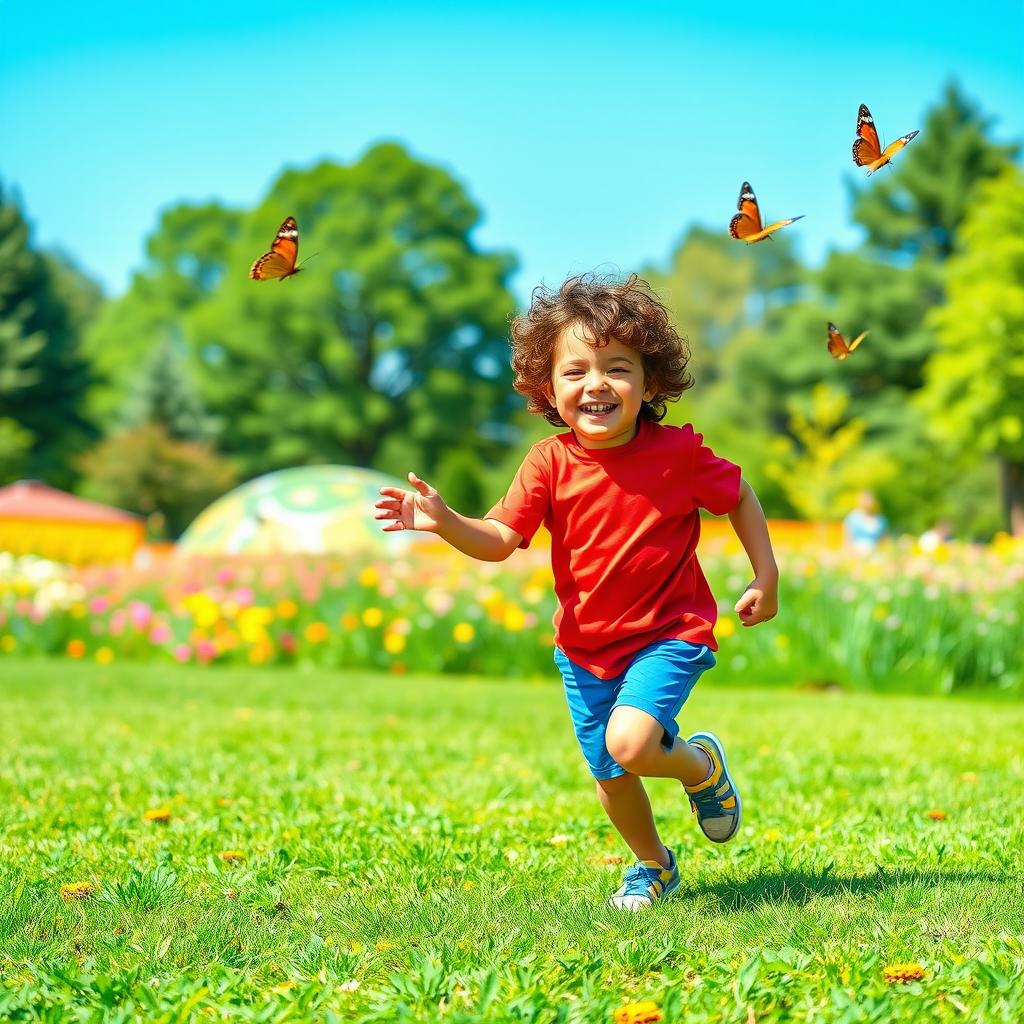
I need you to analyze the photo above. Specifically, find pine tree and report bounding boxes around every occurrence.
[0,184,97,487]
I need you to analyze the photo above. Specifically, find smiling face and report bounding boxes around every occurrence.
[545,322,654,449]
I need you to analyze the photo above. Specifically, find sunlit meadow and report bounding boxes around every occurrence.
[2,659,1023,1022]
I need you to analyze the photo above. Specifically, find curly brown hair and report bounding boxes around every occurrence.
[510,273,693,427]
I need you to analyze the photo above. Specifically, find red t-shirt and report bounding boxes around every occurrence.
[486,419,742,679]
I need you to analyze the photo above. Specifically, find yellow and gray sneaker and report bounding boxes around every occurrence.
[684,732,742,843]
[608,848,679,910]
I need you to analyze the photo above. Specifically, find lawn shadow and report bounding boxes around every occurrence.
[679,866,1011,910]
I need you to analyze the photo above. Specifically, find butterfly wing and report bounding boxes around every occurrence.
[757,214,805,240]
[729,182,764,241]
[847,330,869,353]
[827,322,850,360]
[852,103,882,167]
[250,216,300,280]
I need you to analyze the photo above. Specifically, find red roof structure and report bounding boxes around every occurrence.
[0,480,140,523]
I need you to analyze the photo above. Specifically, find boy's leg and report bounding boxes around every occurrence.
[604,706,711,784]
[595,772,671,867]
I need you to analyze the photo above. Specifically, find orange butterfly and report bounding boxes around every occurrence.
[728,182,804,243]
[827,322,868,360]
[852,104,919,174]
[249,216,301,280]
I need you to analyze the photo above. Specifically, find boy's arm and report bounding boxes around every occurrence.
[375,472,522,561]
[727,477,779,626]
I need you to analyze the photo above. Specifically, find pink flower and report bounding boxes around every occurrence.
[232,587,254,608]
[109,609,126,636]
[88,596,109,615]
[173,644,193,663]
[196,640,217,663]
[215,567,235,585]
[149,623,172,644]
[129,601,152,630]
[279,632,297,654]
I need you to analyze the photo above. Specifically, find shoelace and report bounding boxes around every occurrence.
[619,863,661,895]
[689,783,734,819]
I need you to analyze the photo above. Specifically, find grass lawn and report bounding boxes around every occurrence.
[1,659,1022,1023]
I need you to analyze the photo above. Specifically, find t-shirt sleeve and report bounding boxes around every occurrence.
[690,431,742,515]
[485,444,551,549]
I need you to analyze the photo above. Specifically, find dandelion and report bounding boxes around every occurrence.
[614,1000,663,1024]
[60,881,95,900]
[883,962,926,984]
[926,809,946,820]
[362,607,383,628]
[763,827,783,841]
[0,636,16,653]
[375,940,394,951]
[453,622,475,644]
[143,806,172,823]
[275,599,298,619]
[358,566,380,588]
[715,617,736,639]
[95,646,114,665]
[217,850,245,862]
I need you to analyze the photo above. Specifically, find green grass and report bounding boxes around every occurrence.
[1,659,1022,1023]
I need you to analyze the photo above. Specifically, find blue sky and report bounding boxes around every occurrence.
[3,1,1022,303]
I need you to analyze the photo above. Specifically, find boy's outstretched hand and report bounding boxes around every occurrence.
[374,472,450,534]
[734,576,779,626]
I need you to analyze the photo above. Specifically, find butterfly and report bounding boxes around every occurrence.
[249,216,301,280]
[852,104,919,174]
[728,182,804,243]
[827,322,869,360]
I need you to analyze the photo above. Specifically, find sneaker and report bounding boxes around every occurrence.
[684,732,742,843]
[608,848,679,910]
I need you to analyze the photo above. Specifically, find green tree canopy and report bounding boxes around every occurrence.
[918,164,1024,534]
[86,144,519,487]
[0,184,97,487]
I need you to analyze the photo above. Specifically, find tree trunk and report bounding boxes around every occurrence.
[1000,458,1024,537]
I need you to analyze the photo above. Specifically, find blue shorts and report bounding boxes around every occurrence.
[553,639,716,780]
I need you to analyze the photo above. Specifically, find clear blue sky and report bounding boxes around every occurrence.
[3,1,1021,303]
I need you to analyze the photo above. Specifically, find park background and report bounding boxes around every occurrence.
[2,3,1024,1022]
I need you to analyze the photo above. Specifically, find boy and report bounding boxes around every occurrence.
[374,274,778,910]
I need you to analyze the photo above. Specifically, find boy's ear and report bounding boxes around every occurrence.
[544,386,557,408]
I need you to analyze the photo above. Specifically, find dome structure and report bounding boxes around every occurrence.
[177,465,424,557]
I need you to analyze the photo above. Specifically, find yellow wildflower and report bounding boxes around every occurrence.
[384,632,406,654]
[358,566,380,587]
[275,599,298,619]
[362,607,383,628]
[883,962,926,984]
[304,621,330,643]
[453,622,474,644]
[503,605,526,631]
[217,850,245,862]
[614,1000,663,1023]
[715,617,736,639]
[340,611,359,630]
[1,636,16,653]
[143,806,171,823]
[60,881,95,900]
[95,646,114,665]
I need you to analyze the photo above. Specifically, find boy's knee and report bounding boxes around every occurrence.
[604,724,656,772]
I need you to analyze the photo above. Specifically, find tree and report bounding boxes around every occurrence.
[918,165,1024,535]
[120,334,213,441]
[0,184,97,488]
[83,203,243,426]
[77,422,238,539]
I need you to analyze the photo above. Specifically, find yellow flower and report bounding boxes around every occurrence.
[872,605,889,621]
[614,1000,663,1024]
[763,827,783,841]
[340,611,359,630]
[67,639,86,659]
[384,632,406,654]
[304,621,330,643]
[453,622,475,644]
[883,962,926,984]
[275,599,298,619]
[358,566,380,587]
[362,607,384,628]
[503,605,526,632]
[95,646,114,665]
[715,617,736,639]
[271,980,297,994]
[248,646,269,665]
[375,940,394,951]
[1,636,16,653]
[60,881,95,900]
[70,602,87,619]
[217,850,245,862]
[143,806,172,823]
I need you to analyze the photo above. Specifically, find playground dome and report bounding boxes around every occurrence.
[177,465,425,557]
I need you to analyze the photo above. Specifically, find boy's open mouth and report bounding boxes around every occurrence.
[579,403,617,416]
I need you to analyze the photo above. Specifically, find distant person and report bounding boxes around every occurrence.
[918,518,953,553]
[843,491,888,553]
[373,274,778,910]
